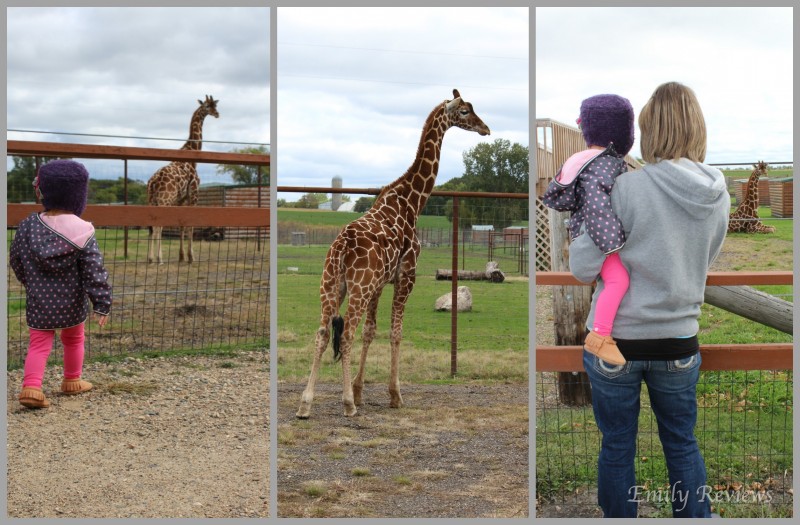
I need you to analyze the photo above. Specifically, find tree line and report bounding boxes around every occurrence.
[7,145,269,205]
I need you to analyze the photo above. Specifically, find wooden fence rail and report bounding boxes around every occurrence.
[536,271,793,371]
[8,204,269,228]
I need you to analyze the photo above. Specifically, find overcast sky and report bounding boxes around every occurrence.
[536,6,793,166]
[7,6,270,185]
[277,6,529,202]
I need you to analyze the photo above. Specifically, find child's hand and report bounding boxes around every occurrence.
[93,313,109,327]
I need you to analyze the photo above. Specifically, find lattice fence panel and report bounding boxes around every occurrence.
[535,197,551,272]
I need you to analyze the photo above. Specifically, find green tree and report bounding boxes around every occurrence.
[7,156,54,203]
[439,139,528,229]
[353,196,375,212]
[295,192,327,209]
[215,145,270,185]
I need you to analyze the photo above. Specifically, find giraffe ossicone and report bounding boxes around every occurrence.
[147,95,220,264]
[296,89,490,419]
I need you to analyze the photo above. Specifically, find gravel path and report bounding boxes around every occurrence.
[7,350,269,518]
[277,382,529,518]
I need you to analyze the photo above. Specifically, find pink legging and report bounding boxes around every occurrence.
[23,324,85,388]
[593,252,630,336]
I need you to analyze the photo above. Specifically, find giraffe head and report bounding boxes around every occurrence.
[444,89,490,136]
[197,95,220,119]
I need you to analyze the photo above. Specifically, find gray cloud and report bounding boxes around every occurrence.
[8,7,270,184]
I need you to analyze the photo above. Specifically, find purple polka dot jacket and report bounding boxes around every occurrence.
[10,213,112,330]
[542,145,628,255]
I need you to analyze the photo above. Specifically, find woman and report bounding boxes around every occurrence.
[568,82,729,518]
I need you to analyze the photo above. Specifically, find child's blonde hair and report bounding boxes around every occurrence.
[638,82,707,163]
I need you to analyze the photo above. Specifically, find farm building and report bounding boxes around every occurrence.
[769,177,793,218]
[732,177,771,207]
[163,184,268,240]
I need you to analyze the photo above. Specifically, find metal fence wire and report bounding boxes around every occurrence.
[7,225,270,368]
[278,198,530,276]
[536,370,793,518]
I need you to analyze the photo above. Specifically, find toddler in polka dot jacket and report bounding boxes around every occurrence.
[542,94,634,366]
[10,160,112,408]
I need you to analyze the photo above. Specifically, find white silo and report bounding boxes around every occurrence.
[332,175,343,211]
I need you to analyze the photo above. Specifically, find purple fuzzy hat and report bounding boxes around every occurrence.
[579,94,635,156]
[35,160,89,216]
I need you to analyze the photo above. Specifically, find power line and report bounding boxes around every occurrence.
[7,129,269,148]
[280,73,526,92]
[280,41,527,61]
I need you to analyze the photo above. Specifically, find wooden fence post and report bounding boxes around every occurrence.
[548,208,593,406]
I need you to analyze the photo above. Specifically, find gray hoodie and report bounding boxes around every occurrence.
[569,158,729,339]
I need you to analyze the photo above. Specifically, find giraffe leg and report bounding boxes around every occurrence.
[149,226,164,264]
[340,295,369,417]
[296,319,332,419]
[187,226,194,263]
[353,287,383,407]
[388,249,418,409]
[178,227,186,263]
[388,292,410,409]
[147,226,156,263]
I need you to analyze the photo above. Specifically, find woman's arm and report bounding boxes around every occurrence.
[568,228,606,283]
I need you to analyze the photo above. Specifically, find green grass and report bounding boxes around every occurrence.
[277,240,528,383]
[278,208,453,231]
[722,168,793,181]
[6,340,267,371]
[277,210,528,385]
[536,372,793,517]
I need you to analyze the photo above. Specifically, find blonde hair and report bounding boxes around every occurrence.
[638,82,707,163]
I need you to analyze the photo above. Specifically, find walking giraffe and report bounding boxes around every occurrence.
[728,161,776,233]
[147,95,220,263]
[296,89,490,419]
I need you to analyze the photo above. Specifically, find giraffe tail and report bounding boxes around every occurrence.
[332,316,345,362]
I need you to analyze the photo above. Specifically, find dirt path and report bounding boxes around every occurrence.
[277,382,529,518]
[7,350,269,518]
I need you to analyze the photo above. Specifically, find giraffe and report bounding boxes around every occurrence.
[296,89,490,419]
[728,161,776,233]
[147,95,220,263]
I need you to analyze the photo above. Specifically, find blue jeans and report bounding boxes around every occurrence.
[583,351,712,518]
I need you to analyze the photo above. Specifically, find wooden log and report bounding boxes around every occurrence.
[549,208,592,406]
[435,261,505,283]
[435,269,504,282]
[704,285,793,335]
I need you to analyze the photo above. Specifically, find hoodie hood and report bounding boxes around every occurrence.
[642,159,728,220]
[29,214,87,272]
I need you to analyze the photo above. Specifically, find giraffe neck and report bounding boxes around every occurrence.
[181,107,208,151]
[744,169,763,211]
[381,103,450,218]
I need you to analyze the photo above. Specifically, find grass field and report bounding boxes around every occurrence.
[277,243,528,384]
[277,208,528,384]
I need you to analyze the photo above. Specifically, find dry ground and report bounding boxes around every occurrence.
[6,350,269,518]
[277,381,529,518]
[7,234,269,366]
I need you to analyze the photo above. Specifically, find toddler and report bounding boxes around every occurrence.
[10,159,113,408]
[542,94,634,365]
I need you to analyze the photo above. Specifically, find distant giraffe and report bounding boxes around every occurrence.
[296,89,490,419]
[147,95,220,263]
[728,161,776,233]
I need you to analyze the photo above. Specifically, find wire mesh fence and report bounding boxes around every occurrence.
[278,198,529,276]
[536,369,793,517]
[7,225,269,368]
[276,194,529,383]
